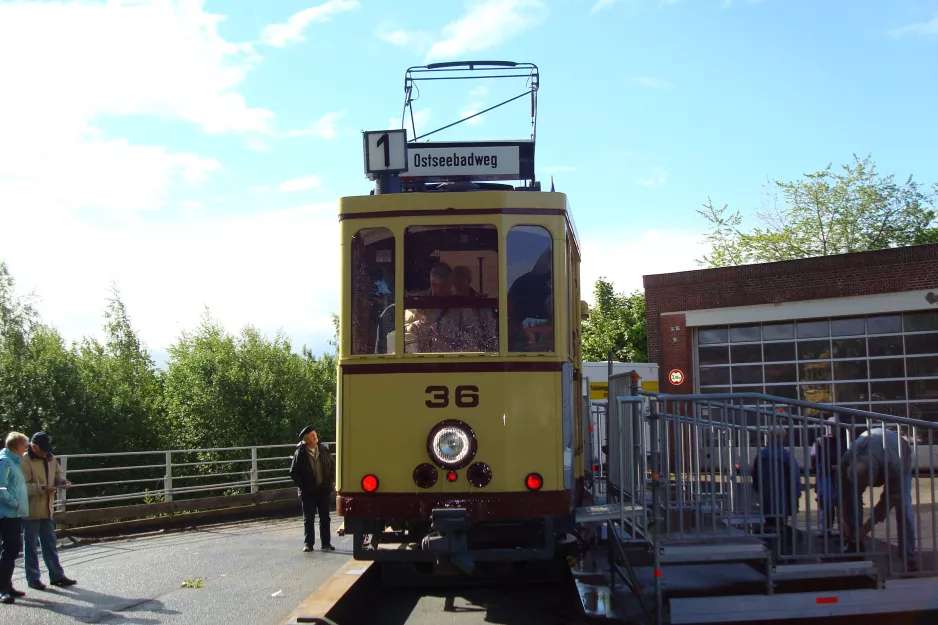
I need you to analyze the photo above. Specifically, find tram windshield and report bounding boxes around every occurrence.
[349,223,556,355]
[403,225,498,353]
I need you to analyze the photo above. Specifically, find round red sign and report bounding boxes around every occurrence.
[669,369,684,385]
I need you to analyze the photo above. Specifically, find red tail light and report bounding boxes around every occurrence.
[525,473,543,491]
[362,474,379,492]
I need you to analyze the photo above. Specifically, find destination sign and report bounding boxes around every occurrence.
[400,141,535,182]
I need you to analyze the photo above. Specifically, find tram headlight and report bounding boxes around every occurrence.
[426,420,477,470]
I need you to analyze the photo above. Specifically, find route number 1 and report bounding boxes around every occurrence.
[363,129,407,175]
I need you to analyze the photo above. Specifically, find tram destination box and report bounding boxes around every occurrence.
[400,140,535,183]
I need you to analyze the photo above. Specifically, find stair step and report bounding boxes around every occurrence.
[772,560,878,581]
[574,504,644,523]
[659,538,769,564]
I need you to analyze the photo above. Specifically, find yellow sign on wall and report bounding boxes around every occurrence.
[589,379,658,400]
[589,382,608,400]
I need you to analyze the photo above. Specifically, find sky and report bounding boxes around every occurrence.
[1,0,936,368]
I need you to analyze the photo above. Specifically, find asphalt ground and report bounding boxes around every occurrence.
[0,516,351,625]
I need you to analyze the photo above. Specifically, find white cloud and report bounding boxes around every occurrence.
[590,0,618,14]
[249,186,272,194]
[631,77,674,89]
[889,14,938,37]
[459,103,486,126]
[470,86,490,97]
[636,167,669,188]
[277,175,323,193]
[261,0,360,47]
[288,111,344,140]
[391,109,432,137]
[580,229,708,300]
[425,0,549,62]
[0,0,270,219]
[0,203,340,354]
[378,30,411,46]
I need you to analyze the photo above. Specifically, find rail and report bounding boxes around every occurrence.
[49,442,335,530]
[583,386,938,623]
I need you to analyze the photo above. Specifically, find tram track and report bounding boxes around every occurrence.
[283,557,619,625]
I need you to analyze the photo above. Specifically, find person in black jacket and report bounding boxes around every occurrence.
[289,427,335,552]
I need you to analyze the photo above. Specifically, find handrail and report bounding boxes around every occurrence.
[52,442,337,519]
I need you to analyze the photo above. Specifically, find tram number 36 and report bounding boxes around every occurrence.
[425,385,479,408]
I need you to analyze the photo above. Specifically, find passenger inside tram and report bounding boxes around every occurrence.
[404,262,497,353]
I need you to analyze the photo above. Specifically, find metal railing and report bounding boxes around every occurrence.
[53,442,335,514]
[601,390,938,581]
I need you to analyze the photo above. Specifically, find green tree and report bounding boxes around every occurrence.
[162,309,337,450]
[1,261,85,444]
[581,277,647,363]
[70,286,165,453]
[697,154,938,267]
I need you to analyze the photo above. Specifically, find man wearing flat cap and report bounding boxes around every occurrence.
[289,427,335,552]
[20,432,76,589]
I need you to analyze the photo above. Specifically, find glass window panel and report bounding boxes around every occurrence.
[507,226,553,353]
[909,403,938,423]
[908,379,938,401]
[905,333,938,356]
[907,356,938,378]
[800,361,832,382]
[797,320,830,338]
[701,386,731,394]
[730,325,761,343]
[798,340,831,361]
[762,322,794,341]
[834,382,869,403]
[698,345,729,365]
[732,365,763,385]
[904,311,938,333]
[404,225,498,353]
[838,404,870,414]
[868,335,904,357]
[801,384,832,403]
[869,358,904,379]
[834,360,868,380]
[350,227,396,355]
[870,403,908,419]
[832,338,866,359]
[764,363,797,383]
[698,327,728,344]
[699,367,731,386]
[870,380,907,401]
[765,384,798,400]
[763,342,795,362]
[731,344,762,364]
[831,317,866,337]
[867,314,901,334]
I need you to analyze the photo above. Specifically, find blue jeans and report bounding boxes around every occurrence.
[23,519,65,583]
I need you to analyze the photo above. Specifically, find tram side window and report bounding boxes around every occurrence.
[350,227,395,355]
[403,225,498,354]
[507,225,554,353]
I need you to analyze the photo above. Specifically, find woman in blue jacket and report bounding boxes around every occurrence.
[0,432,30,604]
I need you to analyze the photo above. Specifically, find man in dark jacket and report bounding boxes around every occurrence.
[289,427,335,552]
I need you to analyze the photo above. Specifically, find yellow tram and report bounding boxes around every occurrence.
[335,61,587,572]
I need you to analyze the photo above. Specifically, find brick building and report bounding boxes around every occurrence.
[643,243,938,422]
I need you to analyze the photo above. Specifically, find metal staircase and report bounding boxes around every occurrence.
[574,378,938,624]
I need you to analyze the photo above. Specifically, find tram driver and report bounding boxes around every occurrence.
[404,262,496,353]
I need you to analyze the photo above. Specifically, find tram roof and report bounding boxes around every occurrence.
[338,189,579,250]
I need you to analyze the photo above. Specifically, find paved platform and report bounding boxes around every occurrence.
[1,516,352,625]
